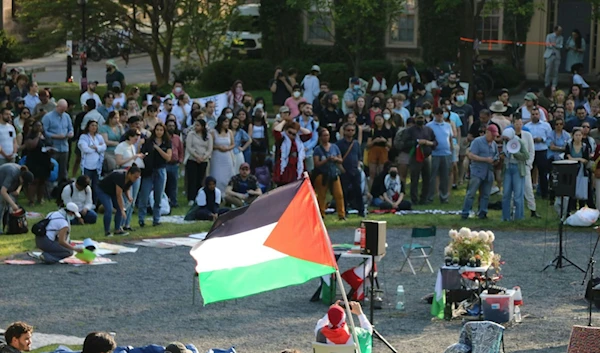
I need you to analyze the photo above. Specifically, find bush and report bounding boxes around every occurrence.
[0,30,23,63]
[172,61,203,85]
[359,60,393,81]
[488,64,523,89]
[319,63,351,90]
[231,59,275,90]
[200,59,239,91]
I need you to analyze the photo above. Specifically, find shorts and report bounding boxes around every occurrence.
[396,152,410,165]
[368,146,388,165]
[459,137,469,156]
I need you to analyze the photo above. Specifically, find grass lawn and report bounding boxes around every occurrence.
[0,85,567,258]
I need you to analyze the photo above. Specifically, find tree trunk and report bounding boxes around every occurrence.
[459,0,475,98]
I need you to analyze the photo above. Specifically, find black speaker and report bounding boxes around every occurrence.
[551,160,578,198]
[362,220,386,256]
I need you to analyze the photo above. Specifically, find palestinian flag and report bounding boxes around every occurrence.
[341,257,376,300]
[190,177,338,305]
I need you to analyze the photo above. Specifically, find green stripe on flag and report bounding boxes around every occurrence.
[199,256,336,304]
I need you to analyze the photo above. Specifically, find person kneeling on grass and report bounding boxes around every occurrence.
[315,300,372,350]
[371,164,412,210]
[185,176,229,221]
[33,202,83,264]
[97,166,141,237]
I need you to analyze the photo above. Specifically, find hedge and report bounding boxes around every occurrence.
[488,64,523,90]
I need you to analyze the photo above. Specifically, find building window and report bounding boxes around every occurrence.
[476,8,502,50]
[306,12,334,42]
[388,0,417,46]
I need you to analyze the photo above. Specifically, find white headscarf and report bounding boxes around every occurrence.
[280,132,306,180]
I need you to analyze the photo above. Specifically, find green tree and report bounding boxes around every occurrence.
[174,0,244,67]
[15,0,191,85]
[260,0,303,63]
[288,0,404,76]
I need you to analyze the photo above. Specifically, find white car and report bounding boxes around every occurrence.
[226,4,262,57]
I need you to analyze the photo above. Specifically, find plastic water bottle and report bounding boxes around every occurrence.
[395,285,405,310]
[514,305,522,323]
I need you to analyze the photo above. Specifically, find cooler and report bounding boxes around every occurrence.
[480,289,515,323]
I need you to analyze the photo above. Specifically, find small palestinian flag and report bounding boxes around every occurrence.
[190,177,338,305]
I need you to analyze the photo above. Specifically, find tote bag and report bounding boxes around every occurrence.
[576,163,589,200]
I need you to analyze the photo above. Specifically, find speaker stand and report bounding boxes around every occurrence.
[581,229,600,326]
[542,196,584,272]
[368,254,398,353]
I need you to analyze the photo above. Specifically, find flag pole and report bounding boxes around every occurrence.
[304,173,361,352]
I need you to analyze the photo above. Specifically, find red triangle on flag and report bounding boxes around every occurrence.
[263,179,337,269]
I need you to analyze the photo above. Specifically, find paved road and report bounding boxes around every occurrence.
[0,227,597,353]
[10,53,180,85]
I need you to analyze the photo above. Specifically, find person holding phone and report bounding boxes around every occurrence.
[314,300,372,346]
[96,166,141,236]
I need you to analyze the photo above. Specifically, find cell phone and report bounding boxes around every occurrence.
[144,152,149,156]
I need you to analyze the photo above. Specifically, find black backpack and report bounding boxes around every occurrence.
[32,212,65,238]
[3,207,28,235]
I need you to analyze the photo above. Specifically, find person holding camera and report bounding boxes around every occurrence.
[315,300,372,346]
[269,67,293,113]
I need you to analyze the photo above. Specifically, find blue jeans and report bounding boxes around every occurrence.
[502,164,524,221]
[96,188,123,233]
[83,168,99,205]
[165,164,179,207]
[70,209,98,224]
[462,174,493,217]
[123,177,141,227]
[138,168,167,225]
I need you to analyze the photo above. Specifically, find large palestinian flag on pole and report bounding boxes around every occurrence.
[190,177,338,305]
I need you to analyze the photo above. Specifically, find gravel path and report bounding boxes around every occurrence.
[2,226,600,353]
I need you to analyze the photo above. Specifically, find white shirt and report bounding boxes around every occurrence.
[115,141,137,167]
[78,133,107,171]
[45,210,70,242]
[61,182,94,212]
[80,91,102,109]
[314,313,372,345]
[24,93,40,112]
[573,74,590,88]
[113,93,126,109]
[0,122,16,157]
[520,106,547,124]
[170,104,190,129]
[158,110,172,124]
[301,74,320,104]
[196,187,222,206]
[81,110,106,130]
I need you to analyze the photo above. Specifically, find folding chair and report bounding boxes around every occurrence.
[312,342,358,353]
[400,226,436,275]
[567,325,600,353]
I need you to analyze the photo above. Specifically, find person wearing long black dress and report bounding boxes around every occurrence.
[24,121,52,206]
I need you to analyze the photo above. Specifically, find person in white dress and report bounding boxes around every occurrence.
[210,116,236,193]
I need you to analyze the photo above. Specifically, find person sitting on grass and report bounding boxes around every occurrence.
[185,176,229,221]
[0,321,33,353]
[33,202,83,264]
[225,163,262,207]
[315,300,372,348]
[96,166,141,237]
[371,164,412,211]
[61,175,97,225]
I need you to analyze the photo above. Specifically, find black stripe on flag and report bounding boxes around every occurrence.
[204,179,303,240]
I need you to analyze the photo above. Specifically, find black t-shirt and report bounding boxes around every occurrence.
[452,103,474,137]
[440,83,460,100]
[269,77,291,106]
[370,127,393,147]
[141,138,172,173]
[99,170,133,197]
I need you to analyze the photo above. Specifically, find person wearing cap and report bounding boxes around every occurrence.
[224,162,261,207]
[301,64,321,104]
[0,108,17,165]
[518,92,547,124]
[342,77,364,115]
[9,74,28,104]
[461,124,499,219]
[80,80,102,109]
[105,59,126,90]
[524,107,552,199]
[315,300,372,346]
[500,126,529,221]
[33,202,83,264]
[32,89,56,119]
[23,81,40,112]
[391,71,413,111]
[544,25,563,89]
[81,332,116,353]
[284,84,306,118]
[42,99,74,182]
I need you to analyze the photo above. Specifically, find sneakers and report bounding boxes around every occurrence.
[114,230,130,236]
[123,226,135,232]
[188,200,195,206]
[105,232,114,237]
[490,186,500,195]
[531,211,542,218]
